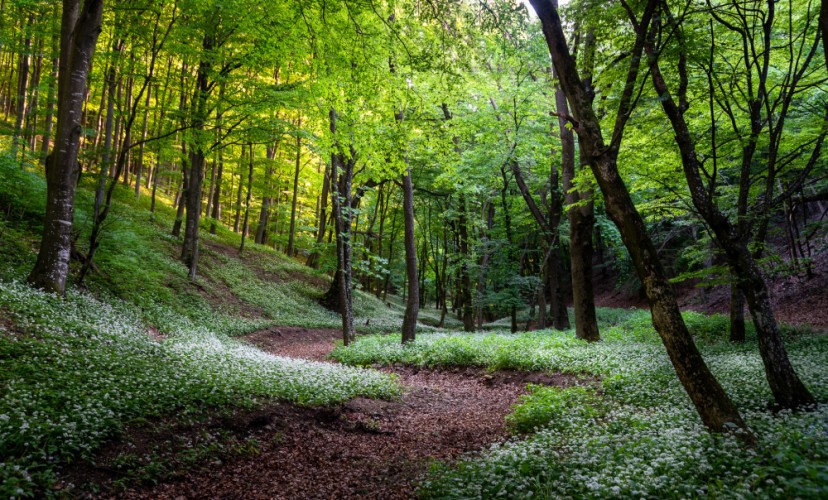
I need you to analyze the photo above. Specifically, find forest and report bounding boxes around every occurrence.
[0,0,826,497]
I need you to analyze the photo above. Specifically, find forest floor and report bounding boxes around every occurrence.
[66,327,588,499]
[594,250,828,330]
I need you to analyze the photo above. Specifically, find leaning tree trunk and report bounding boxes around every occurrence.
[529,0,751,438]
[646,41,815,410]
[28,0,104,296]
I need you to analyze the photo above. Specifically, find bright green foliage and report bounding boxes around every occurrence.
[507,385,604,434]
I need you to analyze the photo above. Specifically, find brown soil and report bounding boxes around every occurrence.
[243,326,342,362]
[62,328,587,499]
[594,252,828,330]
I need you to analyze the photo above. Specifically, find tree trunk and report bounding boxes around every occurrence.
[307,162,330,268]
[254,140,277,245]
[233,167,243,233]
[557,44,599,340]
[28,0,104,295]
[401,165,419,343]
[11,16,32,162]
[134,83,150,197]
[328,109,355,344]
[181,29,219,280]
[171,61,189,237]
[210,82,225,235]
[821,0,828,71]
[529,0,751,437]
[40,47,58,158]
[25,38,43,153]
[729,284,746,342]
[240,144,254,253]
[287,121,302,256]
[457,194,475,332]
[646,33,814,410]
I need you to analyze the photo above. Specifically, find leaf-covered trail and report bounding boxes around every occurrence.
[121,327,582,499]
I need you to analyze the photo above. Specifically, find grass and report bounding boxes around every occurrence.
[332,312,828,498]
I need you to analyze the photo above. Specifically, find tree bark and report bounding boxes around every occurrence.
[208,82,226,234]
[401,166,419,343]
[181,37,210,277]
[240,144,254,253]
[287,120,302,256]
[457,194,475,331]
[28,0,104,295]
[821,0,828,70]
[40,38,59,158]
[556,36,599,341]
[307,162,330,268]
[134,83,151,197]
[11,16,32,162]
[328,109,355,344]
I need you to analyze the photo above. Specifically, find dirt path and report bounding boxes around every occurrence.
[102,328,585,499]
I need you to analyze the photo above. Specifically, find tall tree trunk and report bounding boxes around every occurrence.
[457,194,475,331]
[529,0,750,437]
[240,144,254,253]
[287,120,302,256]
[510,159,569,330]
[120,73,133,185]
[645,28,815,410]
[28,0,104,295]
[134,83,150,197]
[233,167,243,232]
[210,82,225,234]
[180,32,214,280]
[382,201,398,302]
[40,43,58,158]
[12,16,33,162]
[566,145,599,340]
[557,36,599,340]
[171,60,189,236]
[821,0,828,71]
[25,38,43,153]
[325,109,355,344]
[307,162,330,268]
[401,163,419,343]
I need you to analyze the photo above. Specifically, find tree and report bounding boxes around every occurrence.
[28,0,104,295]
[527,0,750,438]
[643,0,817,409]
